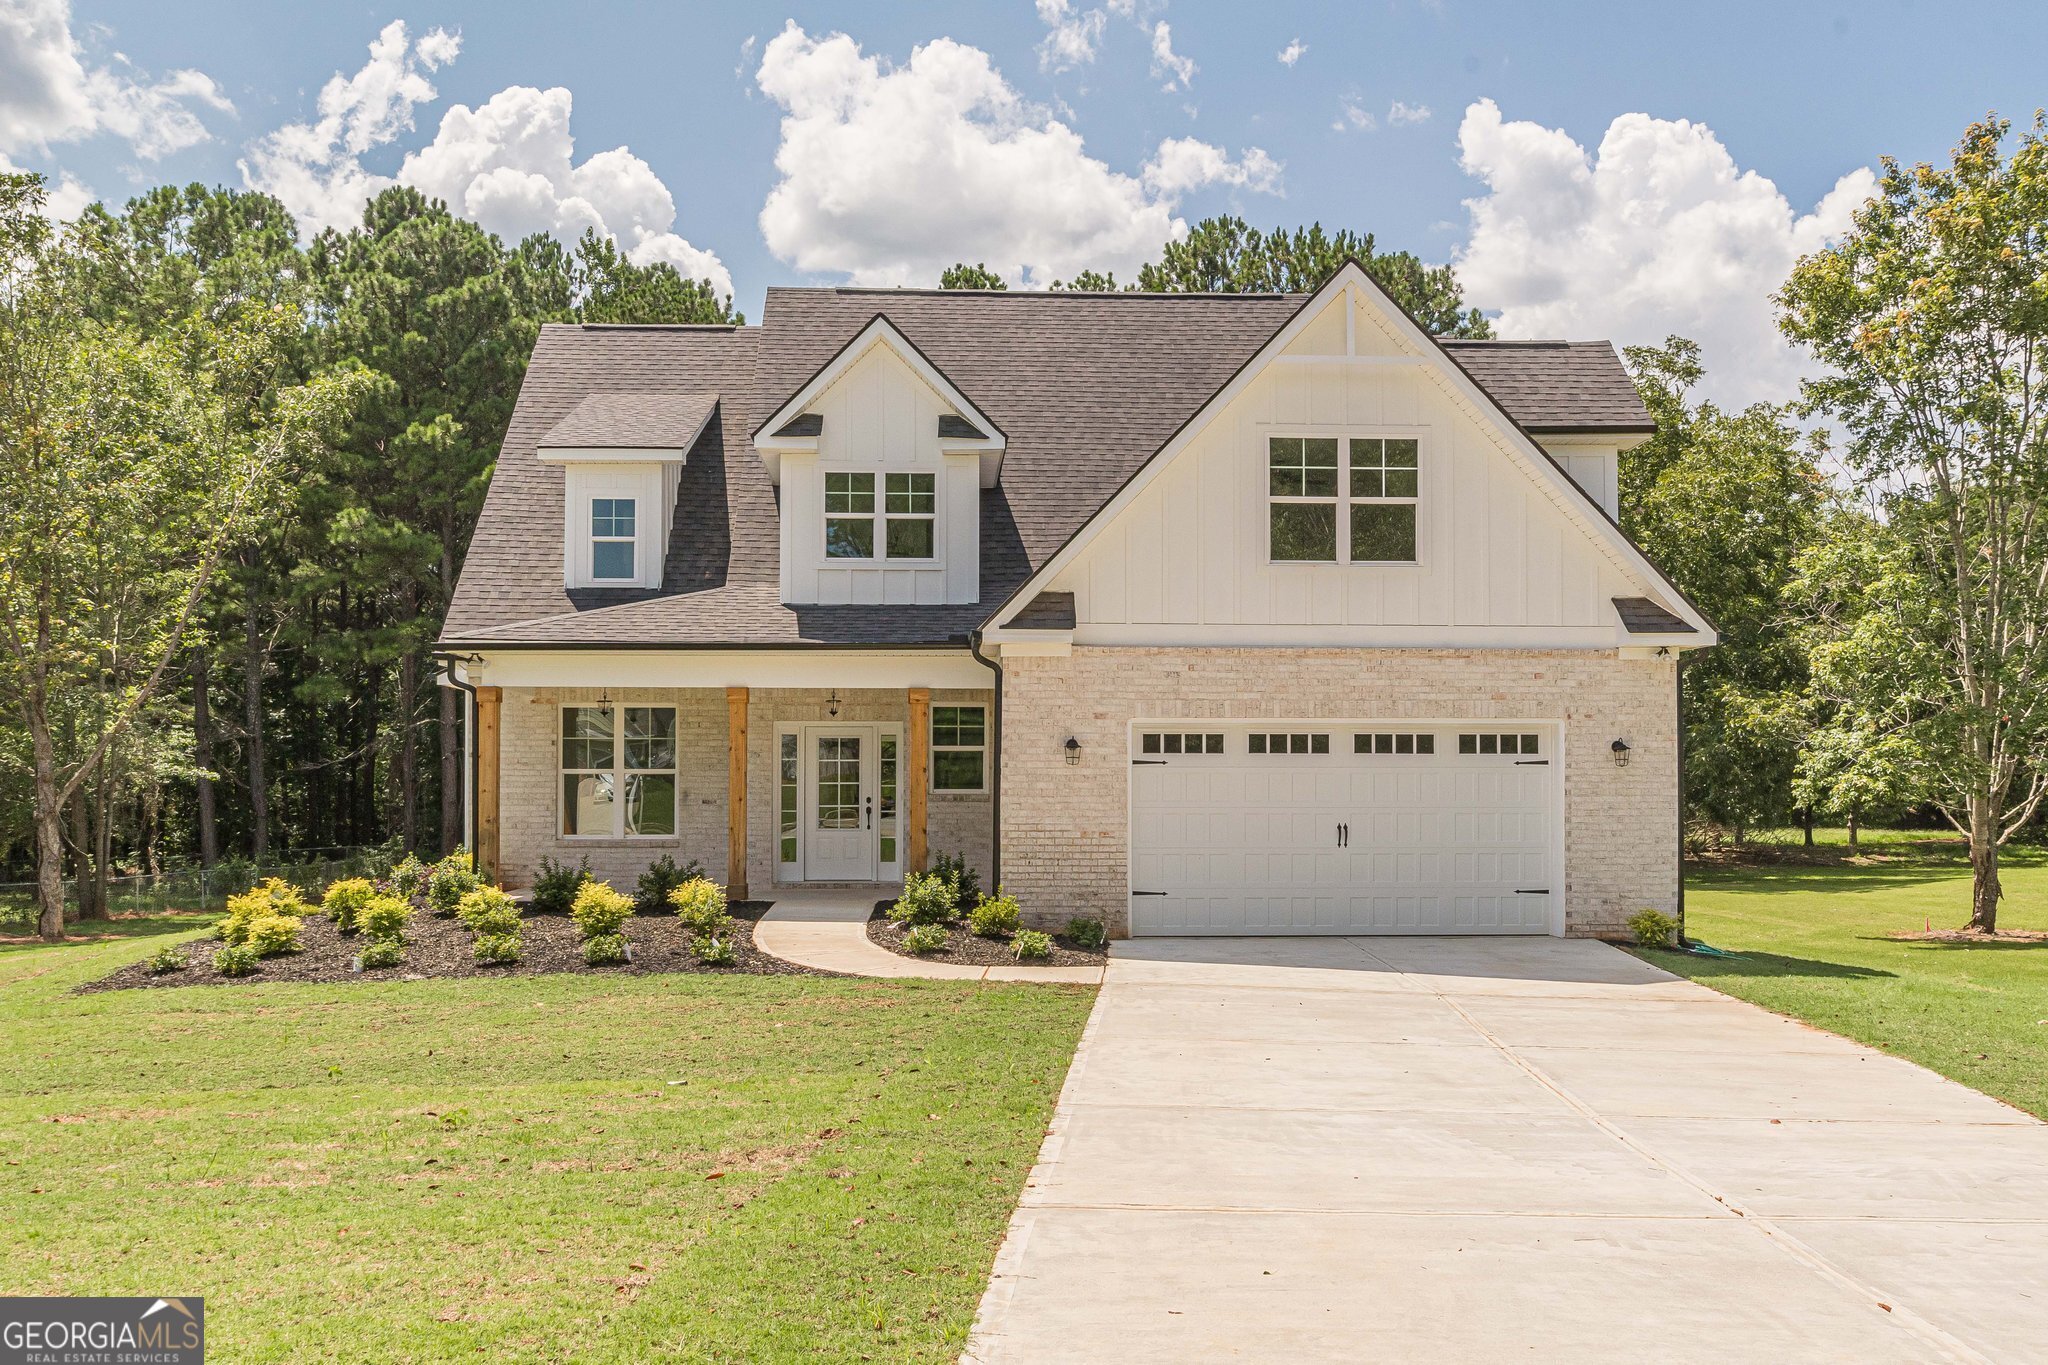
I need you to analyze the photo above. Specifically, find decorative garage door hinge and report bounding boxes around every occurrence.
[1131,758,1168,766]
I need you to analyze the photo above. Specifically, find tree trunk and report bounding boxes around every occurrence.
[92,770,113,919]
[1800,807,1815,847]
[31,719,65,942]
[67,786,102,920]
[1846,811,1859,847]
[1967,797,2001,933]
[193,647,218,867]
[398,650,419,852]
[244,608,270,858]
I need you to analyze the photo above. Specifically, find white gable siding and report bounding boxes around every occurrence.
[562,462,675,589]
[779,343,980,606]
[1046,291,1640,646]
[1548,445,1620,520]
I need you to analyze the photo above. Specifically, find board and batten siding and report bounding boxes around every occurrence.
[1045,290,1637,643]
[778,343,980,606]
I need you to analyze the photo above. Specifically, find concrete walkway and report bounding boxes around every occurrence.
[752,887,1105,983]
[965,936,2048,1364]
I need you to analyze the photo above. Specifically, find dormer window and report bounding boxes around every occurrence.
[824,471,937,561]
[591,498,637,580]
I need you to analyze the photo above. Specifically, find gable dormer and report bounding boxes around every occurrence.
[537,393,717,589]
[753,316,1003,606]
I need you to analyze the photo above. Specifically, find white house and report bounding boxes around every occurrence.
[438,262,1713,938]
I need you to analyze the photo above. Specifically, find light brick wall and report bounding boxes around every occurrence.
[496,685,994,899]
[999,647,1677,939]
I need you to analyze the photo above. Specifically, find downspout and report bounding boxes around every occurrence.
[1674,649,1687,944]
[433,652,482,861]
[968,629,1002,890]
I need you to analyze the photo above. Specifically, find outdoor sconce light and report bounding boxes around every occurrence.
[596,687,614,720]
[1611,738,1631,768]
[1064,736,1082,766]
[825,690,842,718]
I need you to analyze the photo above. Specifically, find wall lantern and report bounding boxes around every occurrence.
[1064,736,1082,766]
[596,687,614,720]
[823,690,842,718]
[1611,738,1631,768]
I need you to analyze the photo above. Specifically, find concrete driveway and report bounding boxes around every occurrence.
[965,937,2048,1364]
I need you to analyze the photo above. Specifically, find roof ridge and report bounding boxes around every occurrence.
[762,285,1309,301]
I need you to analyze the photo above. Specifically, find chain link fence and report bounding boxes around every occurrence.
[0,846,393,929]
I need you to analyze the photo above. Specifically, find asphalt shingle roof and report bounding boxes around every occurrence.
[539,392,720,450]
[1441,340,1654,433]
[1613,596,1696,635]
[443,292,1655,648]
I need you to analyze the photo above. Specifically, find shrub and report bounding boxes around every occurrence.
[455,886,519,932]
[1065,917,1108,952]
[931,850,981,908]
[903,923,948,955]
[636,854,704,914]
[1628,909,1679,949]
[358,937,404,970]
[467,904,523,938]
[218,878,305,944]
[245,914,303,958]
[322,878,379,935]
[1011,929,1054,962]
[890,871,957,926]
[583,932,629,966]
[474,932,522,966]
[425,852,481,917]
[693,933,736,966]
[570,882,634,940]
[213,943,259,977]
[389,853,430,899]
[966,888,1021,939]
[531,854,591,915]
[145,944,188,975]
[669,877,730,937]
[356,894,412,942]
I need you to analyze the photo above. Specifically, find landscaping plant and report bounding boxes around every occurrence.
[890,871,957,926]
[636,854,704,914]
[1011,929,1054,962]
[389,854,430,900]
[356,894,412,943]
[1628,908,1679,949]
[967,888,1022,939]
[425,851,481,916]
[213,943,259,977]
[473,933,522,966]
[693,934,736,966]
[144,944,188,975]
[218,879,305,945]
[321,878,378,935]
[932,850,981,908]
[669,877,730,937]
[1065,917,1107,951]
[357,937,404,970]
[531,854,591,915]
[903,923,948,955]
[570,882,634,942]
[455,886,520,933]
[582,932,629,966]
[244,914,303,958]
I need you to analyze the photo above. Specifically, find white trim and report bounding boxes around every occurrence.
[470,649,991,690]
[1262,427,1424,569]
[536,445,694,465]
[985,261,1716,644]
[822,468,942,566]
[556,701,682,841]
[929,702,989,794]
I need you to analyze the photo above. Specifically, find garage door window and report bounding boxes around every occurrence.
[1248,732,1330,755]
[1141,732,1225,755]
[1355,732,1435,755]
[1458,732,1541,755]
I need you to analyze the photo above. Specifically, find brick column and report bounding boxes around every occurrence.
[475,686,501,883]
[907,686,930,874]
[726,686,749,900]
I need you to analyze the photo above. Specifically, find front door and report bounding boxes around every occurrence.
[803,727,875,881]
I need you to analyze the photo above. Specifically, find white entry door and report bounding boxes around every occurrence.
[1128,723,1558,936]
[803,726,876,881]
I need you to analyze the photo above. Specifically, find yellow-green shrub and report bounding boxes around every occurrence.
[668,877,730,937]
[357,893,411,941]
[570,882,634,940]
[245,914,302,958]
[455,886,518,932]
[322,878,378,935]
[966,888,1021,938]
[218,878,305,944]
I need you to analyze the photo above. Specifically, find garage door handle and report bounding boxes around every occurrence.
[1514,759,1549,766]
[1514,888,1550,895]
[1131,759,1168,766]
[1132,890,1168,897]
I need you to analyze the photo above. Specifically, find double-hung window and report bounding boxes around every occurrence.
[1267,435,1420,564]
[825,471,937,560]
[591,498,637,580]
[931,705,986,791]
[561,704,677,837]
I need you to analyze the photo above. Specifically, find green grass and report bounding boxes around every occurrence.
[0,918,1094,1362]
[1646,831,2048,1119]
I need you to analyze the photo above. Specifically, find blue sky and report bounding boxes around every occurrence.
[7,1,2046,403]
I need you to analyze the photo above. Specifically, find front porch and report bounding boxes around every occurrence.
[468,673,994,903]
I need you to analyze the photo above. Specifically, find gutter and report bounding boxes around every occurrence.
[432,651,483,860]
[967,628,1002,890]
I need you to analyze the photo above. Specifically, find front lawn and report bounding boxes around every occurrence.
[0,918,1094,1362]
[1649,833,2048,1120]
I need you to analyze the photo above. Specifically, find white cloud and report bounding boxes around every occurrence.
[1277,39,1307,67]
[240,21,730,298]
[1333,98,1375,133]
[1387,100,1431,127]
[1453,98,1876,406]
[1149,22,1195,91]
[0,0,230,161]
[1036,0,1106,72]
[754,22,1279,287]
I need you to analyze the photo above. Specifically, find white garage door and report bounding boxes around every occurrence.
[1128,723,1557,936]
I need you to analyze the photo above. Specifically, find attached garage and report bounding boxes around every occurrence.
[1127,722,1560,936]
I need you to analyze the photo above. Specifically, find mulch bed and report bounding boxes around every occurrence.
[865,902,1109,969]
[79,902,829,993]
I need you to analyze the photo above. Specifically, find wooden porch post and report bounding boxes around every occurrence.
[907,686,931,874]
[727,686,749,901]
[475,686,501,883]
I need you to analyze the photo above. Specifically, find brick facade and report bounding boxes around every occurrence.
[999,647,1678,939]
